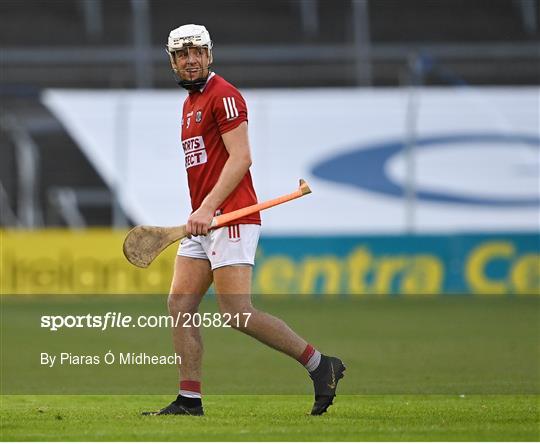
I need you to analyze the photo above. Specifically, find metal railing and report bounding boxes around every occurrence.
[47,187,112,228]
[0,114,43,228]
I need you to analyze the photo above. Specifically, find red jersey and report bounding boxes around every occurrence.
[180,73,261,225]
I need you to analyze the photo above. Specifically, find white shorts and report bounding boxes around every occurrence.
[177,224,261,270]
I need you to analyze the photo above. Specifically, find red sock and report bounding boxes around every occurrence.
[179,380,201,398]
[298,344,315,365]
[298,344,322,372]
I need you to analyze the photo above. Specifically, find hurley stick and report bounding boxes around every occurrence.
[123,179,311,268]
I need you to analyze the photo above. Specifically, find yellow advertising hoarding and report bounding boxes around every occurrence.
[1,230,176,294]
[1,230,538,295]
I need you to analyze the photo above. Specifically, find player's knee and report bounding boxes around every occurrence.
[218,302,255,330]
[167,293,199,316]
[218,299,251,314]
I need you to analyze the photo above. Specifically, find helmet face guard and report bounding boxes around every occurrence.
[166,24,213,91]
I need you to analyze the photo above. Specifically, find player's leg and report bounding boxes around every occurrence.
[208,225,308,357]
[143,249,212,416]
[213,265,308,358]
[213,265,346,415]
[168,255,213,387]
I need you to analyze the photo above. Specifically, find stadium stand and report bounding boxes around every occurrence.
[1,0,538,227]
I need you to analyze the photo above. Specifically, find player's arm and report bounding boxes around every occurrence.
[186,121,252,236]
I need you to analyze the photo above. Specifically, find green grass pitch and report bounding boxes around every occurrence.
[1,295,539,440]
[1,394,538,441]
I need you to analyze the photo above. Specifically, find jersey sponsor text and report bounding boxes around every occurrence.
[182,135,205,153]
[182,136,207,169]
[185,150,207,169]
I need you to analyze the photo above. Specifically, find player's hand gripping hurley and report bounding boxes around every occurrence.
[123,179,311,268]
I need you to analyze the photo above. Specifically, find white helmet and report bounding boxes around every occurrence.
[167,24,213,63]
[166,24,213,91]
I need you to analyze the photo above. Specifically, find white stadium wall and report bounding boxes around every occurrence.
[42,87,540,234]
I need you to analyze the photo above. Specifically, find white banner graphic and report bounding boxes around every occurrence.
[42,87,540,234]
